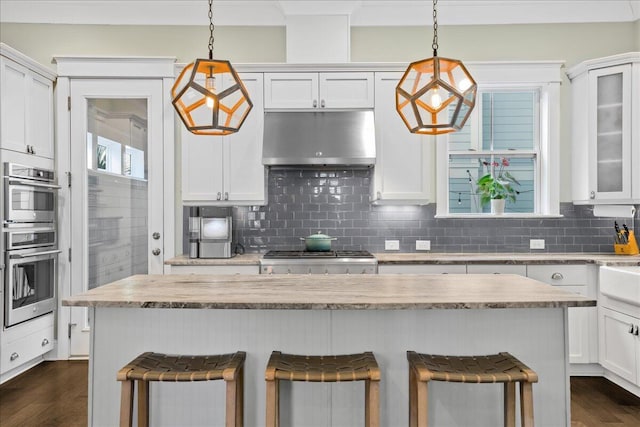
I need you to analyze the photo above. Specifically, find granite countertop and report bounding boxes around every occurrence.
[165,253,640,266]
[62,274,595,309]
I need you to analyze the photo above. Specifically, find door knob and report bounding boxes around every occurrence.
[152,232,161,240]
[152,248,161,256]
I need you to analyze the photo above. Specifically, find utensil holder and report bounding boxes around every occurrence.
[614,230,639,255]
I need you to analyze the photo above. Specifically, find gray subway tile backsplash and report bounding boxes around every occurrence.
[185,168,639,254]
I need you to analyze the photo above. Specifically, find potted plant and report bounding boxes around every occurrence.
[476,158,520,215]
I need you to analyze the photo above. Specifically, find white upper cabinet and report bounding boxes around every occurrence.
[567,52,640,204]
[182,73,265,205]
[264,72,374,109]
[1,44,56,159]
[371,72,434,204]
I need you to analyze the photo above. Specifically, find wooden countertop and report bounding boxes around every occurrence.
[165,253,640,266]
[62,274,595,309]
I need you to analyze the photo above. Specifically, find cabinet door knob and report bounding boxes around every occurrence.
[152,248,161,256]
[10,352,19,361]
[152,232,161,240]
[551,272,563,280]
[42,338,49,347]
[313,99,318,108]
[217,192,222,200]
[590,191,595,199]
[320,99,326,108]
[635,325,639,336]
[224,192,229,200]
[630,324,635,334]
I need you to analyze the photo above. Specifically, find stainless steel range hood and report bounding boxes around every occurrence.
[262,110,376,168]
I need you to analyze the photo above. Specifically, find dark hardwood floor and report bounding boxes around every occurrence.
[1,361,640,426]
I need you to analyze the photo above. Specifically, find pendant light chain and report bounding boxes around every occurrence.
[208,0,214,59]
[432,0,438,56]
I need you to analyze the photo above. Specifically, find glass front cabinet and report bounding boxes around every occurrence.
[568,52,640,204]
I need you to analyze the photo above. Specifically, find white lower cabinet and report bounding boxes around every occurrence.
[167,265,259,275]
[0,312,55,379]
[599,307,638,384]
[378,264,466,274]
[527,265,598,365]
[466,264,527,275]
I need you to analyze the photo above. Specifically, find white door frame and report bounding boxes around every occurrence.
[53,56,175,359]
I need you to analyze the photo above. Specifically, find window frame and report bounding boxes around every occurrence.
[435,62,562,218]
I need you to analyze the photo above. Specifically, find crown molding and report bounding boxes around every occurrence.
[1,1,639,26]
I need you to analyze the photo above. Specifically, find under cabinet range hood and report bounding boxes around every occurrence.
[262,110,376,167]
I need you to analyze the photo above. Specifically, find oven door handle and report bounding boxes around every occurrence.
[8,178,61,190]
[9,249,62,259]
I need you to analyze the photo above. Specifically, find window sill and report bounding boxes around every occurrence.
[434,213,564,219]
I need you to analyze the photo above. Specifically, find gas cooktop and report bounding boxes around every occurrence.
[263,250,375,259]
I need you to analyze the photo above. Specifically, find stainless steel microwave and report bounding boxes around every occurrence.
[4,163,60,223]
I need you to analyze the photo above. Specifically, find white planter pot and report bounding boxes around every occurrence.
[491,199,506,215]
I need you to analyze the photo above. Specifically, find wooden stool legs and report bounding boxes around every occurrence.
[265,378,279,427]
[119,374,244,427]
[264,377,379,427]
[119,380,134,427]
[365,378,380,427]
[520,381,534,427]
[504,382,516,427]
[225,365,244,427]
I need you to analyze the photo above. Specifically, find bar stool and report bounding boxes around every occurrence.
[407,351,538,427]
[117,351,245,427]
[265,351,380,427]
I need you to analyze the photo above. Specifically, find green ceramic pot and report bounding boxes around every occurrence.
[300,231,337,251]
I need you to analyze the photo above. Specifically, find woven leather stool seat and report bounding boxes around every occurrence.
[407,351,537,427]
[117,351,245,427]
[265,351,380,427]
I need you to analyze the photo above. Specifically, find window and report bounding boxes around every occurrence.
[448,90,538,214]
[436,63,561,217]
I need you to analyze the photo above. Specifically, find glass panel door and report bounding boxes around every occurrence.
[69,79,164,357]
[86,99,149,289]
[589,64,632,200]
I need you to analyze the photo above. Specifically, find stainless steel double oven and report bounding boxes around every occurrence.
[3,163,60,327]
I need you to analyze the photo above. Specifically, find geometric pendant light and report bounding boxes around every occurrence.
[396,0,477,135]
[171,0,252,136]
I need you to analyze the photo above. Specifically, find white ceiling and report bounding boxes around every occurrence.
[1,1,639,27]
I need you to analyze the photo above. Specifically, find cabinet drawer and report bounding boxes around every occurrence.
[466,264,527,275]
[169,265,259,275]
[1,326,54,373]
[378,264,466,274]
[527,265,589,285]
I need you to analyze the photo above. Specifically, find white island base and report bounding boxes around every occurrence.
[88,307,570,426]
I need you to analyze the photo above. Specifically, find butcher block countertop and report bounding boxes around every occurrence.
[62,274,595,309]
[164,253,640,266]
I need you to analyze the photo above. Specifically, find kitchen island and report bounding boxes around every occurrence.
[64,274,595,427]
